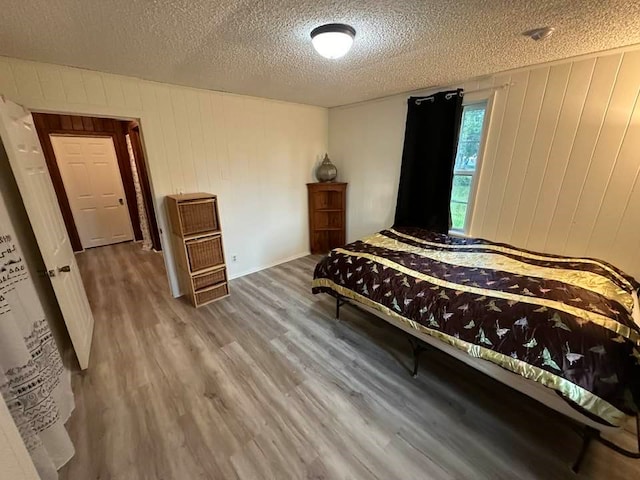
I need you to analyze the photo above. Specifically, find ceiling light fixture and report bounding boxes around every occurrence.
[523,26,555,41]
[310,23,356,59]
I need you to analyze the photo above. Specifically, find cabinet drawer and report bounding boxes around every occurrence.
[195,283,229,306]
[179,199,218,235]
[192,268,226,291]
[186,235,224,272]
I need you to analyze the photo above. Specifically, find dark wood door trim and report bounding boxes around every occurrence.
[32,115,83,251]
[32,113,143,251]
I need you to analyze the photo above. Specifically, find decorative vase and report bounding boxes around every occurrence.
[315,153,337,182]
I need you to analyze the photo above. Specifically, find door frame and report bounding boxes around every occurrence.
[32,113,161,252]
[50,134,135,249]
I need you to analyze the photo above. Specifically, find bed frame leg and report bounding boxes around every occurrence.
[572,427,598,473]
[335,295,347,320]
[408,337,428,378]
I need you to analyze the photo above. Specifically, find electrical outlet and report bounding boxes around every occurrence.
[231,255,237,262]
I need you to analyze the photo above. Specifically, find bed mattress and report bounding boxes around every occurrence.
[312,227,640,427]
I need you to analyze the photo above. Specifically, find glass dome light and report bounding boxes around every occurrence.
[310,23,356,59]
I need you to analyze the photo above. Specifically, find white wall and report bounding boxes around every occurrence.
[329,46,640,280]
[0,56,328,296]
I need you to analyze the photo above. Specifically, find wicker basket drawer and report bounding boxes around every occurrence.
[179,199,218,235]
[186,235,224,272]
[195,283,228,306]
[192,268,226,291]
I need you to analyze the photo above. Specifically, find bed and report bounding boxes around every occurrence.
[311,226,640,470]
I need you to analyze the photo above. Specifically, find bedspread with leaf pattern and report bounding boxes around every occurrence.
[312,227,640,426]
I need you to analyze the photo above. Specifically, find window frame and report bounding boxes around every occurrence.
[449,91,493,236]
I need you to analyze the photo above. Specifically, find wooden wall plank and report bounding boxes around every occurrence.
[589,97,640,260]
[138,83,170,200]
[481,71,529,238]
[611,167,640,271]
[60,69,87,104]
[510,63,571,247]
[211,93,231,181]
[81,116,94,131]
[121,78,142,111]
[185,90,209,193]
[36,64,66,103]
[81,71,107,106]
[71,116,84,131]
[0,59,18,98]
[156,85,184,194]
[544,53,622,254]
[496,67,549,242]
[92,117,104,131]
[59,115,73,130]
[170,88,197,192]
[566,50,640,256]
[13,63,43,100]
[199,91,220,194]
[102,75,125,108]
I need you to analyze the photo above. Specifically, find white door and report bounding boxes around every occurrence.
[50,135,134,249]
[0,97,94,369]
[0,397,39,480]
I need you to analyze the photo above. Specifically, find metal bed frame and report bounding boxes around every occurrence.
[333,294,640,473]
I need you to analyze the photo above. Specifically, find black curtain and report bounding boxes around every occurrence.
[393,89,464,233]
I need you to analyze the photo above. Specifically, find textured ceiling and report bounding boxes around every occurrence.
[2,1,640,107]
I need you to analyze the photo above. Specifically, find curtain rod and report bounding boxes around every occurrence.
[414,82,514,105]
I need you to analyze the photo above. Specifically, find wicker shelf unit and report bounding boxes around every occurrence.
[166,193,229,307]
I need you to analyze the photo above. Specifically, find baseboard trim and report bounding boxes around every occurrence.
[228,251,311,280]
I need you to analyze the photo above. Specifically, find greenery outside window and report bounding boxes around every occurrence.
[450,102,487,233]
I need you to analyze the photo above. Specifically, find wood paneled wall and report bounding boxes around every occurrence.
[473,49,640,274]
[32,113,142,251]
[0,56,328,296]
[329,46,640,279]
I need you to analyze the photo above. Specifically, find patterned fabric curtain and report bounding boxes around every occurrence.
[126,133,152,251]
[0,198,75,479]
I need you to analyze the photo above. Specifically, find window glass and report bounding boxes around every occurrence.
[450,103,487,232]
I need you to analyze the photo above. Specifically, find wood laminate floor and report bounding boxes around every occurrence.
[59,242,640,479]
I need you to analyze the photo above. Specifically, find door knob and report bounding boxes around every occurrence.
[118,198,124,205]
[58,265,71,273]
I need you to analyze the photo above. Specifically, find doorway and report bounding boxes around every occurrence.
[0,98,167,372]
[32,113,162,252]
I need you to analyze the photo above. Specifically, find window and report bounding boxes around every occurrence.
[450,102,487,232]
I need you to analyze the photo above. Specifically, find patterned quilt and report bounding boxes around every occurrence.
[312,227,640,427]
